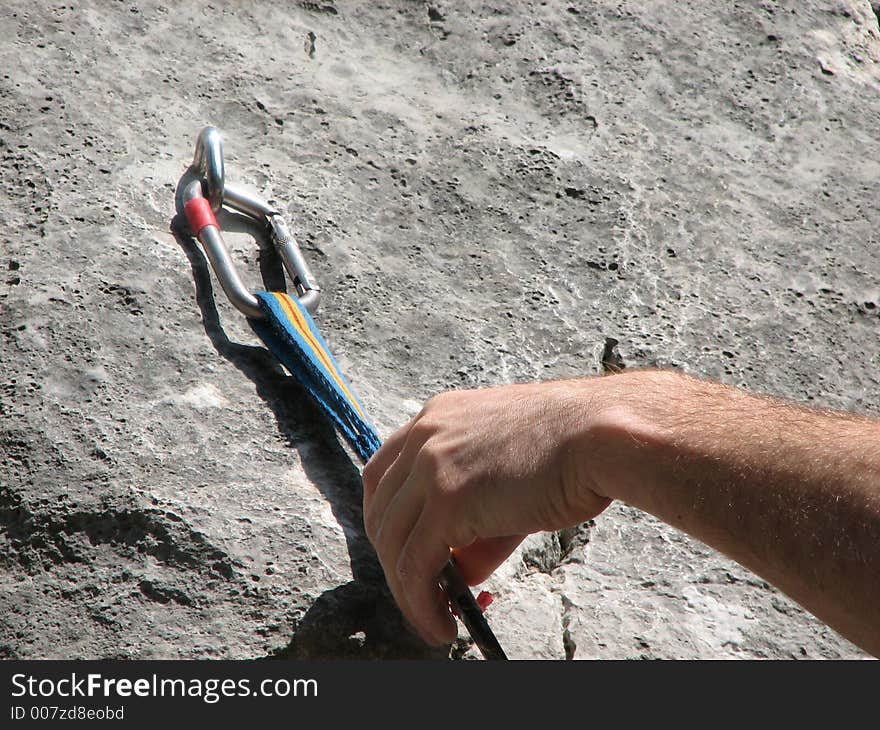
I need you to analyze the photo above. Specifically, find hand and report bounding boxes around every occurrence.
[362,380,612,646]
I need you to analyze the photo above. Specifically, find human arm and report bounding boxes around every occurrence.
[362,369,880,655]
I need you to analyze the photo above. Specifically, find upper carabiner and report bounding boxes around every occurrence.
[176,127,320,319]
[191,126,225,212]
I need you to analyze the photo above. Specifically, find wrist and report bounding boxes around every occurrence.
[569,369,685,507]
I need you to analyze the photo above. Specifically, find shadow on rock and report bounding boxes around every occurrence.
[170,213,444,659]
[270,582,446,659]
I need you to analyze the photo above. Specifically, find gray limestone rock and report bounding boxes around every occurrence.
[1,0,878,659]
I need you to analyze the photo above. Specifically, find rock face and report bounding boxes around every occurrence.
[1,1,878,659]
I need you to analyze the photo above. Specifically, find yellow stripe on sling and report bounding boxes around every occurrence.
[272,292,366,419]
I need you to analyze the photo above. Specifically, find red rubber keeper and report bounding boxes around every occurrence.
[450,591,494,618]
[184,197,219,237]
[476,591,494,612]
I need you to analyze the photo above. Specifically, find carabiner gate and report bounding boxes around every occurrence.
[176,127,320,319]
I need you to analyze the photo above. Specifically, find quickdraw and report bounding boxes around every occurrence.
[175,128,507,660]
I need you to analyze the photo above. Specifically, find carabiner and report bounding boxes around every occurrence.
[176,127,320,319]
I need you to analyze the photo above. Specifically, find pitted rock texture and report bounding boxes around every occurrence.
[1,1,878,659]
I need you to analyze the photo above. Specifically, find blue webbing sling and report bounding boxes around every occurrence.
[251,291,382,463]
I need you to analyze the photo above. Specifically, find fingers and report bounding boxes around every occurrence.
[368,471,428,632]
[362,407,453,645]
[364,439,424,539]
[366,454,461,646]
[452,534,526,585]
[365,441,468,647]
[397,509,459,645]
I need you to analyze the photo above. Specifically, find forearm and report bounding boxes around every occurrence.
[578,370,880,655]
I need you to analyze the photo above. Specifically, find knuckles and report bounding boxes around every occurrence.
[422,391,452,413]
[420,389,468,421]
[408,415,441,445]
[415,440,448,476]
[416,443,462,505]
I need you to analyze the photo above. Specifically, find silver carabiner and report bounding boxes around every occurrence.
[177,127,320,319]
